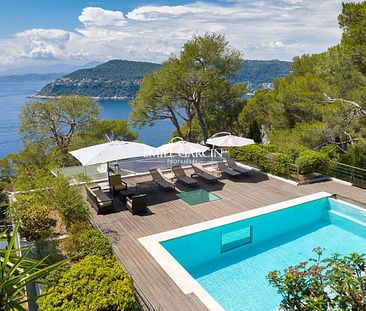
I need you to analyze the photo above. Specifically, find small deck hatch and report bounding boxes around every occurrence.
[221,226,252,253]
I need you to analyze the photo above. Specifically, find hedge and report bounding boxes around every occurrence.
[229,144,273,163]
[295,149,330,175]
[258,153,293,176]
[37,255,135,311]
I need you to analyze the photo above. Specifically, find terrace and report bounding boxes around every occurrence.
[88,166,366,311]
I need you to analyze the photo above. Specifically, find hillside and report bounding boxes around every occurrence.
[236,60,291,90]
[36,59,291,99]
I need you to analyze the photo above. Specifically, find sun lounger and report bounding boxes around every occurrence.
[217,161,242,178]
[227,159,251,175]
[191,163,218,183]
[150,169,175,191]
[172,165,199,187]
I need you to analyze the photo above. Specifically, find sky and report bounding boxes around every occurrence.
[0,0,359,72]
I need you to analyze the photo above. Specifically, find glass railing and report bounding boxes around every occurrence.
[57,154,226,181]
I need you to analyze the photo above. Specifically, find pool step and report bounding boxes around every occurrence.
[329,210,366,238]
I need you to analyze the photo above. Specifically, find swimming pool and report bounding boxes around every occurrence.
[139,192,366,310]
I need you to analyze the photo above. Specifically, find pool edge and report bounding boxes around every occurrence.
[138,191,332,311]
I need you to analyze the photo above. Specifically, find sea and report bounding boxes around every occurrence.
[0,81,175,159]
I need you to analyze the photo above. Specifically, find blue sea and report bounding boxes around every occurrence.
[0,81,175,159]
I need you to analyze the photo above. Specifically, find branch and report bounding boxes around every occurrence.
[324,93,366,118]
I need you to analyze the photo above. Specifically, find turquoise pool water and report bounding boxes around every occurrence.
[161,197,366,311]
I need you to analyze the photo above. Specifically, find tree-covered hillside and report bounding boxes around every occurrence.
[235,60,291,90]
[240,1,366,168]
[36,59,291,99]
[64,59,161,81]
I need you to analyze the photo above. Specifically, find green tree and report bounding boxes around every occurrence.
[72,119,138,150]
[130,60,190,139]
[19,96,100,166]
[240,2,366,163]
[37,256,135,311]
[339,1,366,74]
[177,34,244,142]
[130,33,245,143]
[0,224,67,311]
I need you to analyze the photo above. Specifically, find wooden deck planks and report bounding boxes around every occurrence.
[90,170,366,311]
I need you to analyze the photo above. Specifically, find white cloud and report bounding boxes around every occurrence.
[0,1,362,70]
[78,7,126,27]
[15,29,71,60]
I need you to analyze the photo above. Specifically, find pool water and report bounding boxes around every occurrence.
[161,197,366,310]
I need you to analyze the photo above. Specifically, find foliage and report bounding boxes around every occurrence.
[131,33,245,143]
[259,153,293,176]
[0,224,68,311]
[30,239,65,265]
[229,144,272,163]
[7,193,54,241]
[229,144,293,176]
[63,222,113,260]
[268,248,366,310]
[170,119,203,143]
[37,255,135,311]
[339,2,366,75]
[295,150,330,175]
[47,177,89,228]
[340,141,366,169]
[239,2,366,168]
[7,174,89,240]
[4,145,55,192]
[19,95,100,166]
[72,119,138,150]
[0,158,10,222]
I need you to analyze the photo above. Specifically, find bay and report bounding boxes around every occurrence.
[0,81,174,159]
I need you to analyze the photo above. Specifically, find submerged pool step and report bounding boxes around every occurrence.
[329,209,366,238]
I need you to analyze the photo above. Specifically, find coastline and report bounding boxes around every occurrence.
[27,95,131,100]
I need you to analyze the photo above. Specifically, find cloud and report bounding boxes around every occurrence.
[15,29,71,60]
[0,1,362,69]
[78,7,126,27]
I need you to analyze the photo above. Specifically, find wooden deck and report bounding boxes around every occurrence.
[90,169,366,311]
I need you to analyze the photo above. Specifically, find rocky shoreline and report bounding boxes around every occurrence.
[28,94,131,100]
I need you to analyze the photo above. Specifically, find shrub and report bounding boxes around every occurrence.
[295,149,330,175]
[49,177,89,228]
[37,256,136,311]
[259,153,293,176]
[268,249,366,310]
[63,222,113,259]
[78,229,113,259]
[30,239,65,264]
[229,145,293,176]
[6,194,53,241]
[340,141,366,169]
[229,144,271,163]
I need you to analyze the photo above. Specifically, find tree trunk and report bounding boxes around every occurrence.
[192,93,208,143]
[167,107,184,139]
[260,125,270,145]
[185,104,194,142]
